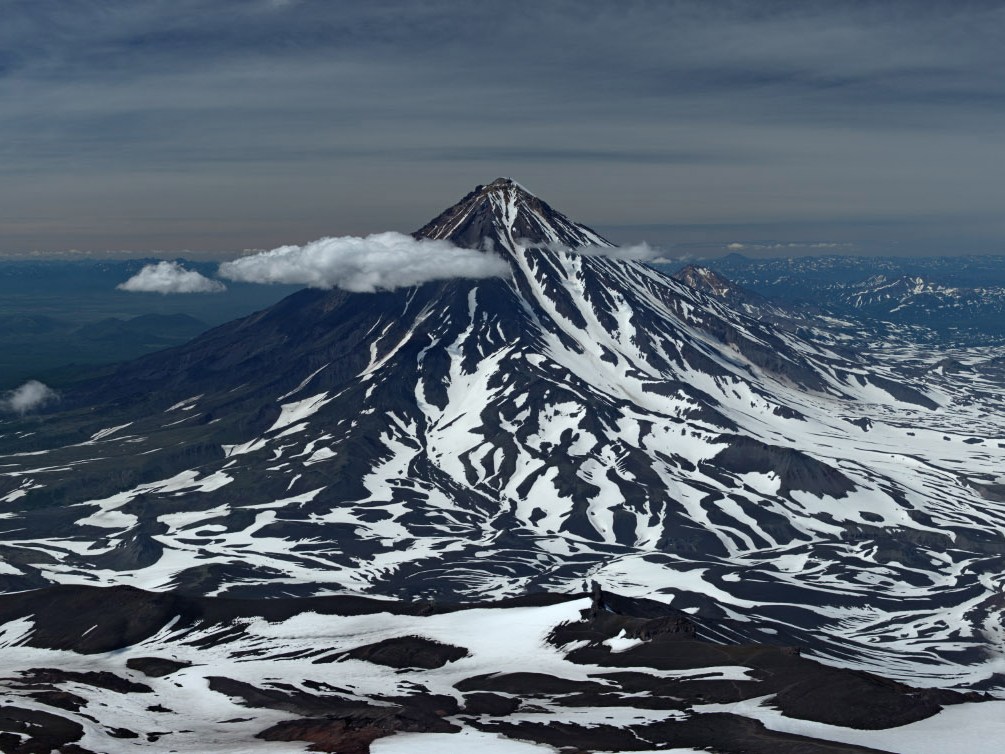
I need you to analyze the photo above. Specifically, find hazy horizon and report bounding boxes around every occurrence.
[3,1,1004,258]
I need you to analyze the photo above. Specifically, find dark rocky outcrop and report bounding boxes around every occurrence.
[337,635,468,669]
[706,436,856,498]
[16,668,151,694]
[0,706,88,754]
[257,710,458,754]
[126,657,192,678]
[472,713,894,754]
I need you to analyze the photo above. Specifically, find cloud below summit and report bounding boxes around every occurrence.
[564,242,668,263]
[2,380,58,415]
[218,232,511,292]
[118,261,226,294]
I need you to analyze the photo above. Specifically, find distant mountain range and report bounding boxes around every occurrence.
[0,260,303,387]
[0,312,209,386]
[694,254,1005,342]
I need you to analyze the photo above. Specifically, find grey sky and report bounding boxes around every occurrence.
[2,0,1004,257]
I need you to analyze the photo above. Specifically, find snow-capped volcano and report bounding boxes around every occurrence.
[1,180,1004,695]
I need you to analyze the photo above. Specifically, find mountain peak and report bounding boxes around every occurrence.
[483,176,532,193]
[414,179,612,253]
[673,264,736,297]
[480,177,541,202]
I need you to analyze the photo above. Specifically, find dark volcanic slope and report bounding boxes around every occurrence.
[0,179,1003,694]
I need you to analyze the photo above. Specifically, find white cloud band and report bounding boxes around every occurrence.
[217,232,510,292]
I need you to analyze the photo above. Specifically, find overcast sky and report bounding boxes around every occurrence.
[2,0,1004,258]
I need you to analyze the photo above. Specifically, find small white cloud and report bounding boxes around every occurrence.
[118,261,226,294]
[651,252,695,264]
[590,242,664,262]
[218,232,510,292]
[548,242,666,262]
[2,380,58,415]
[724,241,853,252]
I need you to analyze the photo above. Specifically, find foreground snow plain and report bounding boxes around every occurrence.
[0,588,995,753]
